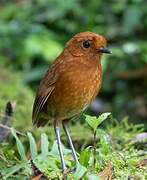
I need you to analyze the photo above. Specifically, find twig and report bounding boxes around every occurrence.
[0,124,26,137]
[93,130,96,167]
[115,65,147,80]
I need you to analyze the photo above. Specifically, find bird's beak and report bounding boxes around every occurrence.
[97,47,111,54]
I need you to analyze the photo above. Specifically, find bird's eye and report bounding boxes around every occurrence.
[82,41,90,48]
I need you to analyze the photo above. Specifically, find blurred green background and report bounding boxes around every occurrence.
[0,0,147,131]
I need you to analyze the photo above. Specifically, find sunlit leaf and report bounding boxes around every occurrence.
[97,129,111,155]
[11,128,27,162]
[41,133,49,158]
[27,132,38,159]
[73,163,87,179]
[85,113,111,131]
[2,164,25,179]
[79,149,90,167]
[88,174,100,180]
[50,141,71,156]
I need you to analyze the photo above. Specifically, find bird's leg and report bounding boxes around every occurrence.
[54,126,67,173]
[62,121,79,166]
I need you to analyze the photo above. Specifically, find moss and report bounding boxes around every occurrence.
[0,67,34,131]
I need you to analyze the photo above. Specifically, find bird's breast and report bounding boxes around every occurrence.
[49,62,102,119]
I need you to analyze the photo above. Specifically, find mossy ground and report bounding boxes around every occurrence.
[0,116,146,180]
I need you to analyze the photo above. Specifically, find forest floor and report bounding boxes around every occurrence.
[0,112,147,180]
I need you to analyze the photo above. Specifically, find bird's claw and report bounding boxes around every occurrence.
[69,167,76,173]
[62,166,76,179]
[62,168,68,180]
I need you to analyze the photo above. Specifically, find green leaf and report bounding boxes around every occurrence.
[85,113,111,131]
[73,163,87,179]
[85,115,98,131]
[11,128,27,162]
[87,174,100,180]
[97,129,111,155]
[2,164,25,179]
[96,113,111,126]
[50,141,71,156]
[79,149,90,167]
[41,133,49,158]
[34,155,59,174]
[27,132,38,159]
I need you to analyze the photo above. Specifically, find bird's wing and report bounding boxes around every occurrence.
[32,67,57,125]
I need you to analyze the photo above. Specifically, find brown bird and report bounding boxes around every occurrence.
[32,32,111,173]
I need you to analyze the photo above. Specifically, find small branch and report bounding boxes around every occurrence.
[93,130,96,167]
[115,65,147,80]
[0,124,26,137]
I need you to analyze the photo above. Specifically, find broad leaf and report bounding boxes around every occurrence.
[27,132,38,159]
[85,113,111,131]
[41,133,49,158]
[73,163,87,179]
[11,128,27,162]
[50,141,71,156]
[79,149,90,167]
[88,174,100,180]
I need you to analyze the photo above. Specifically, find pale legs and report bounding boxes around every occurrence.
[54,122,79,175]
[54,126,66,172]
[62,121,79,165]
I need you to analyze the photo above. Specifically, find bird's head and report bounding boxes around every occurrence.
[65,31,111,58]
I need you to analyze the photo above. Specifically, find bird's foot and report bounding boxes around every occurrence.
[62,165,78,179]
[62,167,76,179]
[69,167,76,173]
[62,168,68,180]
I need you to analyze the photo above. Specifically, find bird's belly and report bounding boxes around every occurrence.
[48,68,102,120]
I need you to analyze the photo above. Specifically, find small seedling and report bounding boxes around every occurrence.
[85,113,111,167]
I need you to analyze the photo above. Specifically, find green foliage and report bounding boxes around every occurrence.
[41,133,49,158]
[0,68,34,131]
[27,132,38,158]
[0,0,147,179]
[73,163,87,180]
[85,113,111,132]
[79,149,91,167]
[97,129,111,155]
[87,174,100,180]
[0,114,147,179]
[11,128,27,162]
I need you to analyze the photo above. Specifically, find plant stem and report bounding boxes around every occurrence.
[0,124,26,137]
[93,130,96,167]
